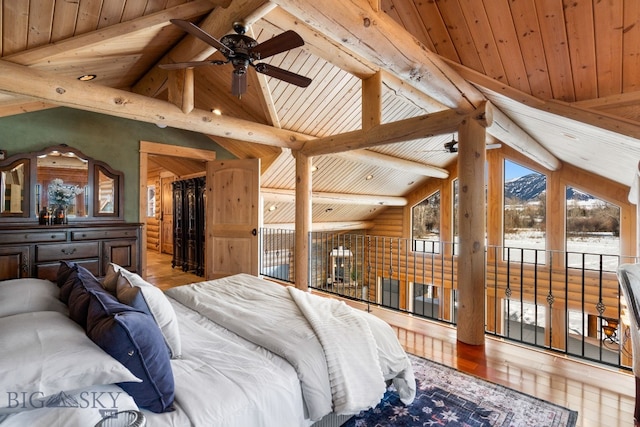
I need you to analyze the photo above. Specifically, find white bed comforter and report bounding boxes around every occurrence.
[165,274,415,421]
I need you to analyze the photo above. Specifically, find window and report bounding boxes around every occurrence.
[147,185,156,217]
[411,191,440,252]
[565,186,620,270]
[503,160,546,263]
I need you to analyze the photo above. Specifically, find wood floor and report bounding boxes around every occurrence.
[145,251,635,427]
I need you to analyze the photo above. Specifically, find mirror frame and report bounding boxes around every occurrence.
[0,144,124,224]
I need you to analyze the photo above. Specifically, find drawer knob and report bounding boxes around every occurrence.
[51,235,56,239]
[61,248,77,255]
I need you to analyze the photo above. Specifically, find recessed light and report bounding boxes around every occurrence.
[311,166,318,172]
[365,174,374,180]
[268,205,277,211]
[211,108,222,115]
[77,74,97,81]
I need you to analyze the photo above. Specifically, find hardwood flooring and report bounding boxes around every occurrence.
[146,251,635,426]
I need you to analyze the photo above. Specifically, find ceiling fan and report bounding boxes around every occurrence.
[418,135,502,154]
[160,19,312,97]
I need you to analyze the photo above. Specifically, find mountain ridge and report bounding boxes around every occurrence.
[505,173,594,202]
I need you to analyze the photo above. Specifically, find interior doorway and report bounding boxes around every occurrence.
[139,141,217,278]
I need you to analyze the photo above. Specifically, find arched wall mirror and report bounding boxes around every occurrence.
[0,144,124,223]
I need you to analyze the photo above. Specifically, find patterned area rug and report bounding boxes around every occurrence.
[343,354,578,427]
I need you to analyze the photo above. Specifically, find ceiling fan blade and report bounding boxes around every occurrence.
[252,30,304,60]
[254,63,312,88]
[159,60,221,70]
[231,70,247,97]
[170,19,234,56]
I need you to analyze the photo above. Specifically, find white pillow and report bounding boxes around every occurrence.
[0,311,140,413]
[0,278,67,318]
[116,270,182,359]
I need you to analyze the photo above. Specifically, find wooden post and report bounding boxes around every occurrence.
[456,108,489,345]
[295,151,312,290]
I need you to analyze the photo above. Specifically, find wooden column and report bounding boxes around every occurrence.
[294,151,312,290]
[456,111,489,345]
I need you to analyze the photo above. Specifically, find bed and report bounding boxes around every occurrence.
[0,262,415,426]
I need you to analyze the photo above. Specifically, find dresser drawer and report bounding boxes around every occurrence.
[72,229,137,240]
[0,231,67,244]
[37,260,100,282]
[36,242,99,262]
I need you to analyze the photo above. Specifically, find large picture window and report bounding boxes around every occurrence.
[503,160,546,263]
[411,190,440,253]
[565,186,620,270]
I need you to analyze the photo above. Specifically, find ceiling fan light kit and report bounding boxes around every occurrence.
[160,19,312,97]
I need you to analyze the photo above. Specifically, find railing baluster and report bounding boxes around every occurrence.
[258,229,635,371]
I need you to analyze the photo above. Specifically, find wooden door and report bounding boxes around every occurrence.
[160,176,174,254]
[206,159,260,279]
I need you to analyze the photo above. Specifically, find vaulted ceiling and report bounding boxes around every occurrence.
[1,0,639,228]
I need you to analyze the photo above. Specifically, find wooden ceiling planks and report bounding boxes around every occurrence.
[563,0,598,101]
[51,0,79,41]
[434,0,483,72]
[3,1,29,55]
[532,0,575,101]
[481,0,531,94]
[508,0,553,100]
[622,0,640,93]
[593,0,623,99]
[28,0,55,49]
[457,0,507,86]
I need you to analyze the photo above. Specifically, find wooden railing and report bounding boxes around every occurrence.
[258,229,635,370]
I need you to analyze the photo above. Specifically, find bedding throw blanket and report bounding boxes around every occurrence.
[287,286,385,414]
[166,274,415,421]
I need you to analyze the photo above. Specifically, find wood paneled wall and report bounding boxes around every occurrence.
[146,168,161,252]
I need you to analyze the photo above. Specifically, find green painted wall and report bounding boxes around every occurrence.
[0,107,234,222]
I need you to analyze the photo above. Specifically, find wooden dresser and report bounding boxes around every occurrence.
[0,223,142,281]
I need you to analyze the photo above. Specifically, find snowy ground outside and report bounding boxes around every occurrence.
[502,230,623,270]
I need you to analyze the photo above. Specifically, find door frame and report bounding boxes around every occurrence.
[139,141,217,278]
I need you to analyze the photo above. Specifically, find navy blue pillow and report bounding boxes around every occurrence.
[86,289,175,413]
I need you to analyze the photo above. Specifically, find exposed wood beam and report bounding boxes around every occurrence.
[456,111,488,346]
[300,109,466,156]
[134,0,271,98]
[263,221,375,231]
[362,71,382,131]
[167,68,194,114]
[294,151,312,290]
[262,7,375,79]
[271,0,485,112]
[334,150,449,179]
[262,187,407,206]
[0,60,311,148]
[485,103,561,171]
[3,1,216,66]
[382,70,448,114]
[447,56,640,174]
[574,90,640,110]
[262,9,447,113]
